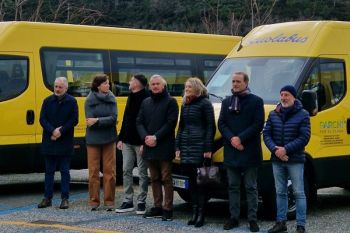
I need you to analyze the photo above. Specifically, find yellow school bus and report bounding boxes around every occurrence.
[172,21,350,218]
[0,21,241,181]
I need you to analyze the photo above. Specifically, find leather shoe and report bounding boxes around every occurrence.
[223,218,239,230]
[59,199,69,209]
[249,220,260,232]
[296,225,306,233]
[268,221,287,233]
[38,198,52,208]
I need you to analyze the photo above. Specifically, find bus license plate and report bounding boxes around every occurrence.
[173,177,189,189]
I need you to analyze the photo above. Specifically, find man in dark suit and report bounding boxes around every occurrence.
[218,72,265,232]
[38,77,78,209]
[136,74,179,221]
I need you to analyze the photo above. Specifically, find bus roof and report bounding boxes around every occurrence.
[0,21,241,55]
[228,21,350,58]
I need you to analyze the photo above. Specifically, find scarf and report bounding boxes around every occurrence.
[229,88,250,113]
[185,95,197,104]
[150,89,168,101]
[277,104,295,122]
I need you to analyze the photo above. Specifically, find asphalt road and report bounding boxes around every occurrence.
[0,170,349,233]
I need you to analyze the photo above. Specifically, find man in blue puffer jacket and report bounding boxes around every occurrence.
[263,85,310,233]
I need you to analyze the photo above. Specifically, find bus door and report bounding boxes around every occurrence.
[300,55,350,184]
[0,53,36,172]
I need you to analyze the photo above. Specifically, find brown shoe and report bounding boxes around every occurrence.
[38,198,52,208]
[59,199,69,209]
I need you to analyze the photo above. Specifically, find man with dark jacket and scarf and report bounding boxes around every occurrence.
[218,72,264,232]
[136,74,179,221]
[116,74,150,215]
[263,85,310,233]
[38,77,78,209]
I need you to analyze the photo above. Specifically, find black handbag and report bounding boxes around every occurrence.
[196,162,221,186]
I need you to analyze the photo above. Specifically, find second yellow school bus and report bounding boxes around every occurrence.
[172,21,350,218]
[0,21,241,182]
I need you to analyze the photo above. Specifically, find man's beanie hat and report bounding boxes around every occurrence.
[134,74,148,87]
[280,85,297,98]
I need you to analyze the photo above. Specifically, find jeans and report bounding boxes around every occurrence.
[44,155,71,200]
[122,143,148,204]
[226,166,258,221]
[148,160,173,210]
[272,162,306,227]
[87,143,116,207]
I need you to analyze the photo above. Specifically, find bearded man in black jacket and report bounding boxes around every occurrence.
[136,74,179,221]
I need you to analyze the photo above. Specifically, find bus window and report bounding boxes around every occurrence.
[110,51,194,97]
[41,48,110,97]
[203,58,222,83]
[207,57,307,103]
[0,57,28,101]
[301,59,345,111]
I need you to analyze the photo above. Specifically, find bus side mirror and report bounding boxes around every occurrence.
[301,90,318,116]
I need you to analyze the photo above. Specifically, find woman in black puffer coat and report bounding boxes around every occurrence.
[175,77,215,228]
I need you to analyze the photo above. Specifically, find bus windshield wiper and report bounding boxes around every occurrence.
[208,92,223,101]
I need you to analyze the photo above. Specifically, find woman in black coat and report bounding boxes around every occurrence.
[175,77,215,227]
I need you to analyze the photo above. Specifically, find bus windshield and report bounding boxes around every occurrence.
[207,57,308,103]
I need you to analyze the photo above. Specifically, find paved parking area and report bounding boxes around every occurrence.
[0,170,349,233]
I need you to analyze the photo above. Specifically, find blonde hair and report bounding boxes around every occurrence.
[182,77,208,104]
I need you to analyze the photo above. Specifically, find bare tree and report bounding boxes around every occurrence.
[14,0,28,21]
[229,11,245,36]
[250,0,277,28]
[66,5,103,25]
[28,0,44,22]
[0,0,6,21]
[201,0,224,34]
[52,0,70,22]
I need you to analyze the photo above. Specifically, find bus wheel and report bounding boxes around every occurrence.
[286,180,297,219]
[177,189,192,203]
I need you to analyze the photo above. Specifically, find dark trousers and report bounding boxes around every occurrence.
[148,160,173,210]
[180,164,206,207]
[226,166,258,221]
[44,155,71,200]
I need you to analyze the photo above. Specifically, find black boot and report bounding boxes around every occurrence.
[194,207,204,227]
[187,205,198,225]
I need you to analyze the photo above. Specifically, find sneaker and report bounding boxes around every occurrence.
[59,199,69,209]
[162,209,173,221]
[268,221,287,233]
[143,207,163,218]
[223,218,239,230]
[38,198,52,208]
[296,225,306,233]
[115,202,134,213]
[136,203,146,215]
[249,220,260,232]
[105,206,114,211]
[91,206,99,211]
